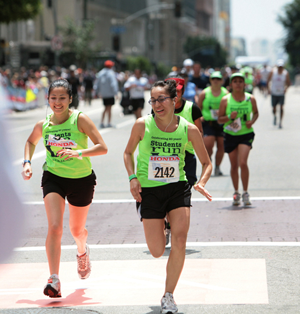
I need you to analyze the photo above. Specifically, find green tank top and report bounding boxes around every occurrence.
[175,100,194,154]
[224,93,253,136]
[202,86,228,121]
[137,115,188,187]
[42,110,92,178]
[245,74,254,93]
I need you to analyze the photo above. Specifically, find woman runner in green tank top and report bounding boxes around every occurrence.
[198,71,228,176]
[124,79,212,314]
[218,73,259,207]
[22,78,108,298]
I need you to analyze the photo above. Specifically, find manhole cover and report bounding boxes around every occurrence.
[0,308,102,314]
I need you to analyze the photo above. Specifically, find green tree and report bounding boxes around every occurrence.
[0,0,41,24]
[278,0,300,66]
[126,56,152,74]
[59,18,101,68]
[183,36,227,68]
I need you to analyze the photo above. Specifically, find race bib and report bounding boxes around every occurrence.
[225,117,242,133]
[210,109,219,120]
[148,156,180,183]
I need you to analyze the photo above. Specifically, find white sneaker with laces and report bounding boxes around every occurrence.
[43,275,61,298]
[161,292,178,314]
[77,244,91,279]
[232,192,241,206]
[242,192,252,206]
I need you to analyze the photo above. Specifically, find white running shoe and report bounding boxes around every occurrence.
[242,192,252,206]
[77,244,91,279]
[165,228,171,246]
[43,275,61,298]
[161,292,178,314]
[214,166,223,176]
[232,192,241,206]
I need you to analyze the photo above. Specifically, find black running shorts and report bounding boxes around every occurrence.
[130,98,145,111]
[271,95,285,107]
[202,120,224,137]
[103,97,115,106]
[136,181,191,221]
[224,132,255,154]
[41,170,97,207]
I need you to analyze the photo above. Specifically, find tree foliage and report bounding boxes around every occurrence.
[0,0,41,24]
[183,36,227,68]
[278,0,300,66]
[59,18,101,68]
[126,56,152,74]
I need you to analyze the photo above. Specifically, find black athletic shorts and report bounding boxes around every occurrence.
[41,170,97,207]
[271,95,285,107]
[224,132,255,154]
[184,151,197,187]
[136,181,191,221]
[130,98,145,111]
[203,120,224,137]
[103,97,115,106]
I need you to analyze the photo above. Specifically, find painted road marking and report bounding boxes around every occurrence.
[0,259,268,309]
[23,195,300,205]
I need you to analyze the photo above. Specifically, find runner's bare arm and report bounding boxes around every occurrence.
[188,124,212,201]
[57,113,108,160]
[246,96,259,128]
[22,119,44,180]
[218,97,237,124]
[124,118,145,202]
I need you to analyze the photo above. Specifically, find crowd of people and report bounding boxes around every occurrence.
[17,56,292,314]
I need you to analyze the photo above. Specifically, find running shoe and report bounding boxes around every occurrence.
[100,123,105,128]
[43,275,61,298]
[161,292,178,314]
[232,192,241,206]
[214,166,223,176]
[242,192,252,206]
[165,220,171,246]
[77,244,91,279]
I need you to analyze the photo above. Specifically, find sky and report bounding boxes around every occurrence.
[231,0,292,53]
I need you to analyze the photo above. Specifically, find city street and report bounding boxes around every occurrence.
[1,87,300,313]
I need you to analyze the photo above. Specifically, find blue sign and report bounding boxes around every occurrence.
[110,26,126,34]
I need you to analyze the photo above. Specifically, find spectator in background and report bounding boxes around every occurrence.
[180,71,197,103]
[83,70,95,106]
[124,69,149,119]
[182,58,194,79]
[67,68,81,109]
[190,62,209,103]
[94,60,119,128]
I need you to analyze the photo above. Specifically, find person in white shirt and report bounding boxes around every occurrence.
[124,69,149,119]
[267,60,291,129]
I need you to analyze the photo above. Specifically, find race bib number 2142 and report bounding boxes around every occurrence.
[148,156,180,183]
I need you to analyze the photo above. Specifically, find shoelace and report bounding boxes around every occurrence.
[77,253,88,270]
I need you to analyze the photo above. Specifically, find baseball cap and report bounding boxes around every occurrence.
[230,72,245,82]
[183,58,194,67]
[277,59,284,67]
[104,60,115,67]
[165,77,185,90]
[210,71,223,79]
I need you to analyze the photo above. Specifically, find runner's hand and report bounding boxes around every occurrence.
[56,149,81,160]
[130,178,142,202]
[22,164,32,180]
[246,120,253,128]
[231,111,238,119]
[194,183,212,201]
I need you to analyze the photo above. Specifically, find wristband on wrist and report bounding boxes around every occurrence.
[228,114,231,120]
[77,150,83,160]
[23,160,31,167]
[129,174,137,181]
